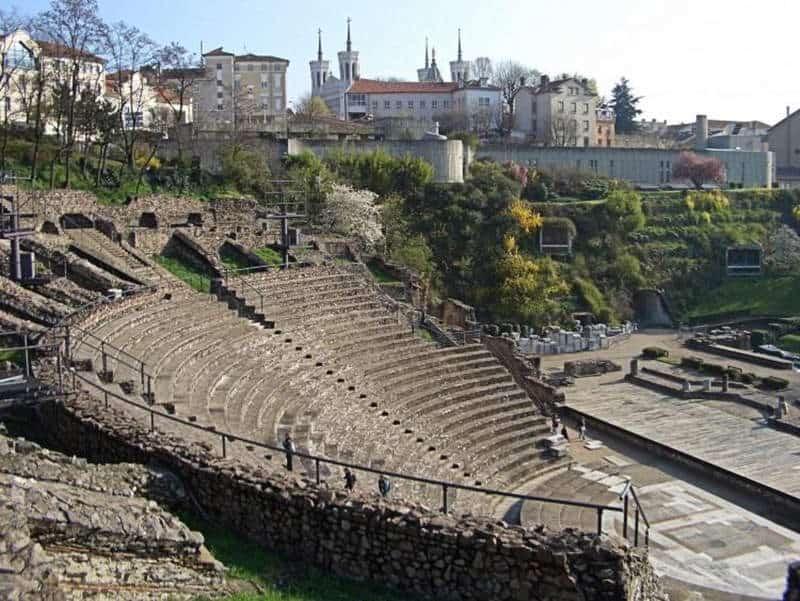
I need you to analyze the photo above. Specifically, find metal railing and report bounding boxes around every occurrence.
[221,264,274,283]
[52,339,649,546]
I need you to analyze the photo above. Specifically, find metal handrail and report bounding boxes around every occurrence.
[57,360,649,542]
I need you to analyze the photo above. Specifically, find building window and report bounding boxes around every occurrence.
[272,73,281,92]
[583,120,589,131]
[217,91,223,99]
[384,100,390,109]
[348,93,366,106]
[260,80,268,89]
[589,159,598,172]
[217,102,224,110]
[216,63,223,70]
[274,97,283,111]
[5,41,36,70]
[246,64,253,71]
[571,102,577,113]
[609,159,615,176]
[531,101,537,114]
[431,99,438,109]
[420,100,426,109]
[558,101,564,112]
[217,78,224,86]
[443,100,450,109]
[395,100,402,109]
[479,97,490,107]
[261,64,268,72]
[234,64,239,72]
[408,100,414,109]
[372,100,378,110]
[583,137,589,147]
[598,126,603,134]
[583,103,589,114]
[260,95,269,109]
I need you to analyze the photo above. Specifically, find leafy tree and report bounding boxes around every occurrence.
[610,77,642,134]
[283,150,335,220]
[673,151,725,189]
[157,42,201,161]
[602,189,645,238]
[493,251,568,325]
[324,150,433,198]
[218,143,272,199]
[294,93,332,120]
[507,199,542,233]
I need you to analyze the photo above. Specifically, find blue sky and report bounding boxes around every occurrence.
[17,0,799,125]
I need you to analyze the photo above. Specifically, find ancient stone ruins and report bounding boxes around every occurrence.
[1,187,799,600]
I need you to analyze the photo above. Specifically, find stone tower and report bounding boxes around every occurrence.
[449,29,470,83]
[309,29,330,95]
[695,114,709,151]
[337,18,359,84]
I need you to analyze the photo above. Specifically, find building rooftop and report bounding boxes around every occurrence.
[36,39,106,63]
[202,47,234,57]
[235,53,289,64]
[349,79,459,94]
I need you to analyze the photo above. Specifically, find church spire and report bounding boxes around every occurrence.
[346,17,352,52]
[425,37,429,69]
[457,28,462,62]
[317,28,323,61]
[431,46,437,67]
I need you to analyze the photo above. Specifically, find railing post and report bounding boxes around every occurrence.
[104,389,108,408]
[260,294,264,315]
[23,333,30,378]
[65,326,71,359]
[150,410,155,432]
[147,374,152,400]
[221,434,227,458]
[442,484,449,513]
[623,494,629,540]
[71,369,77,389]
[140,362,145,387]
[634,508,640,546]
[56,352,63,392]
[101,341,107,374]
[596,507,603,536]
[645,527,649,548]
[315,458,320,484]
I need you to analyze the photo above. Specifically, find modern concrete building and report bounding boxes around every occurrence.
[195,46,288,131]
[767,107,800,188]
[513,76,599,147]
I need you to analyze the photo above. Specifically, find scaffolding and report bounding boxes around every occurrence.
[258,180,307,269]
[0,172,37,281]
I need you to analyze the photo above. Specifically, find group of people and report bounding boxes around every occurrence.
[550,414,588,441]
[282,433,391,497]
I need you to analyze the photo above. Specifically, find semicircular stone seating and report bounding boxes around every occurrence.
[72,265,567,517]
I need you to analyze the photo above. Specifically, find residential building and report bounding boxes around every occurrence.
[665,118,770,150]
[768,107,800,188]
[105,69,191,133]
[513,76,598,147]
[0,29,106,132]
[596,106,615,147]
[312,23,500,133]
[195,46,289,131]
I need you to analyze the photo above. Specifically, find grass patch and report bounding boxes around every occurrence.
[366,259,400,284]
[779,334,800,354]
[656,355,681,366]
[688,275,800,321]
[0,349,24,366]
[417,328,435,343]
[181,513,418,601]
[255,247,284,266]
[154,255,213,294]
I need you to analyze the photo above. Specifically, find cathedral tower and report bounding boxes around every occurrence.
[337,18,360,83]
[309,28,330,94]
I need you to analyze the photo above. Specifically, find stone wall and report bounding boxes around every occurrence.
[483,335,566,416]
[29,365,665,601]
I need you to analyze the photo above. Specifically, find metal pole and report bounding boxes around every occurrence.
[23,333,30,378]
[315,458,320,484]
[147,375,152,400]
[150,410,155,432]
[634,509,640,546]
[71,370,77,389]
[65,326,71,359]
[101,341,107,374]
[623,494,629,540]
[221,434,227,458]
[56,352,63,392]
[442,484,449,513]
[596,507,603,536]
[104,389,108,408]
[140,362,145,387]
[645,527,649,548]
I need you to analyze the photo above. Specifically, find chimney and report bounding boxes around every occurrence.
[695,114,708,151]
[540,74,549,87]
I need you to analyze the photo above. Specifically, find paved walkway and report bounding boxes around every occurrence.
[565,379,800,498]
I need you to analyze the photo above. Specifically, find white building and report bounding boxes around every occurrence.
[311,23,500,133]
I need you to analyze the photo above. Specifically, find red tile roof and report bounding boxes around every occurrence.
[36,39,105,63]
[348,79,458,94]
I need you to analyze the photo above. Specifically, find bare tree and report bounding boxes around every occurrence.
[37,0,104,187]
[549,117,578,147]
[156,42,200,161]
[491,60,538,128]
[472,56,493,80]
[0,7,30,35]
[294,93,332,120]
[101,21,158,173]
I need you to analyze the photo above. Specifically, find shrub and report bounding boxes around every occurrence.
[681,356,704,370]
[740,372,757,384]
[760,376,789,391]
[642,347,669,359]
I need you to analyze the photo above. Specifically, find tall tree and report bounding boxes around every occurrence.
[101,21,158,172]
[38,0,104,187]
[157,42,200,161]
[610,77,642,134]
[472,56,493,80]
[491,60,538,127]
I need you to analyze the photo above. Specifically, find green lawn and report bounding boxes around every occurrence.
[181,514,418,601]
[0,349,24,366]
[366,259,400,284]
[255,247,284,266]
[688,275,800,321]
[154,255,213,294]
[779,334,800,354]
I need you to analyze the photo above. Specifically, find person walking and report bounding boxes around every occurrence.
[579,418,587,441]
[344,468,357,491]
[283,432,296,472]
[378,474,391,498]
[551,414,559,434]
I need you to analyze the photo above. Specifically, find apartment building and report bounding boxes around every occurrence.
[195,47,289,130]
[596,106,615,147]
[514,76,599,147]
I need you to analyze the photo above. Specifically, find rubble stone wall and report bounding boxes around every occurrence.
[31,381,665,601]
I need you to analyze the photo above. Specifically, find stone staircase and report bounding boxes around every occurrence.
[71,265,567,517]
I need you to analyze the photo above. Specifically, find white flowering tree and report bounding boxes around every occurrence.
[320,184,384,252]
[763,225,800,274]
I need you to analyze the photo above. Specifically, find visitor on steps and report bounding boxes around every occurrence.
[344,467,357,491]
[283,433,296,471]
[561,424,570,441]
[551,415,559,434]
[378,474,391,497]
[579,418,587,441]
